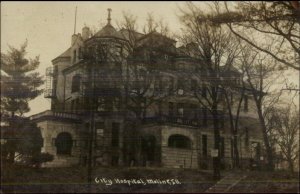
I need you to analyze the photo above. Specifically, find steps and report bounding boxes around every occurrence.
[206,172,247,193]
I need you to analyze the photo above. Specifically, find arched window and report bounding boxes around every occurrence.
[168,134,191,149]
[71,75,81,93]
[55,132,73,155]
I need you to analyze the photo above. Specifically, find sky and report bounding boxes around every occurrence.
[1,2,299,116]
[1,1,195,116]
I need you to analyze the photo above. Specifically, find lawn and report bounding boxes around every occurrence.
[2,164,299,193]
[1,164,215,193]
[228,170,299,193]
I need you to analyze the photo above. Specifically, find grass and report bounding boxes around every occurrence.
[1,164,215,193]
[228,170,299,193]
[2,163,299,193]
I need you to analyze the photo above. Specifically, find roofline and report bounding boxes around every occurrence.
[86,35,129,44]
[137,31,176,43]
[52,56,71,64]
[62,60,85,74]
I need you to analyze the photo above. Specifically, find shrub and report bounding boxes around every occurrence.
[30,153,54,168]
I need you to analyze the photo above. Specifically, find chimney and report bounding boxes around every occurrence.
[71,34,78,45]
[82,26,90,40]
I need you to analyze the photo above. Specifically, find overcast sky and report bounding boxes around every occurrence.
[1,2,299,116]
[1,1,194,116]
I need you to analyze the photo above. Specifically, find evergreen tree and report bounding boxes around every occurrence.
[1,41,44,117]
[1,41,44,163]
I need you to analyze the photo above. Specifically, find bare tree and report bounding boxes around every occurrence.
[221,76,246,168]
[117,12,174,166]
[211,1,300,70]
[179,2,242,179]
[240,45,287,170]
[267,103,299,172]
[142,12,170,37]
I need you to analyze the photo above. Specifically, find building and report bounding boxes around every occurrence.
[30,9,264,169]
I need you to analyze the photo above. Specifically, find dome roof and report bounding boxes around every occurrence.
[94,24,124,40]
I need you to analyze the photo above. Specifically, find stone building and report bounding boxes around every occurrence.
[30,10,263,169]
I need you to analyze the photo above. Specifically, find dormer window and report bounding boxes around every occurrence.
[78,47,82,59]
[71,75,81,93]
[73,50,77,63]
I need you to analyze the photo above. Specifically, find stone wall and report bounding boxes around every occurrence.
[161,125,198,169]
[37,120,82,167]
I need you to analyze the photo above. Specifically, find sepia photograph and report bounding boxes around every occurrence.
[1,1,299,193]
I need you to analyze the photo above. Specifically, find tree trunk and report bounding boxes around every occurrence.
[288,159,294,173]
[8,112,16,164]
[212,109,221,180]
[233,134,239,168]
[257,107,274,171]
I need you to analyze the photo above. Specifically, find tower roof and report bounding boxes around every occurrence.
[94,24,124,39]
[93,8,124,40]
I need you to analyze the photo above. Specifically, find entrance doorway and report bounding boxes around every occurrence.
[55,132,73,155]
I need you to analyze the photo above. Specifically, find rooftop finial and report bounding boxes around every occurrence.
[107,8,112,25]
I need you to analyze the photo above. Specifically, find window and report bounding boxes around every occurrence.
[95,122,105,136]
[74,98,80,113]
[168,134,191,149]
[73,49,77,63]
[168,102,174,117]
[113,97,121,111]
[251,142,261,160]
[71,75,81,93]
[202,135,207,157]
[244,95,248,112]
[78,47,82,59]
[220,137,225,158]
[95,122,104,148]
[97,97,105,111]
[111,123,120,147]
[116,45,122,56]
[177,78,184,95]
[177,103,184,117]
